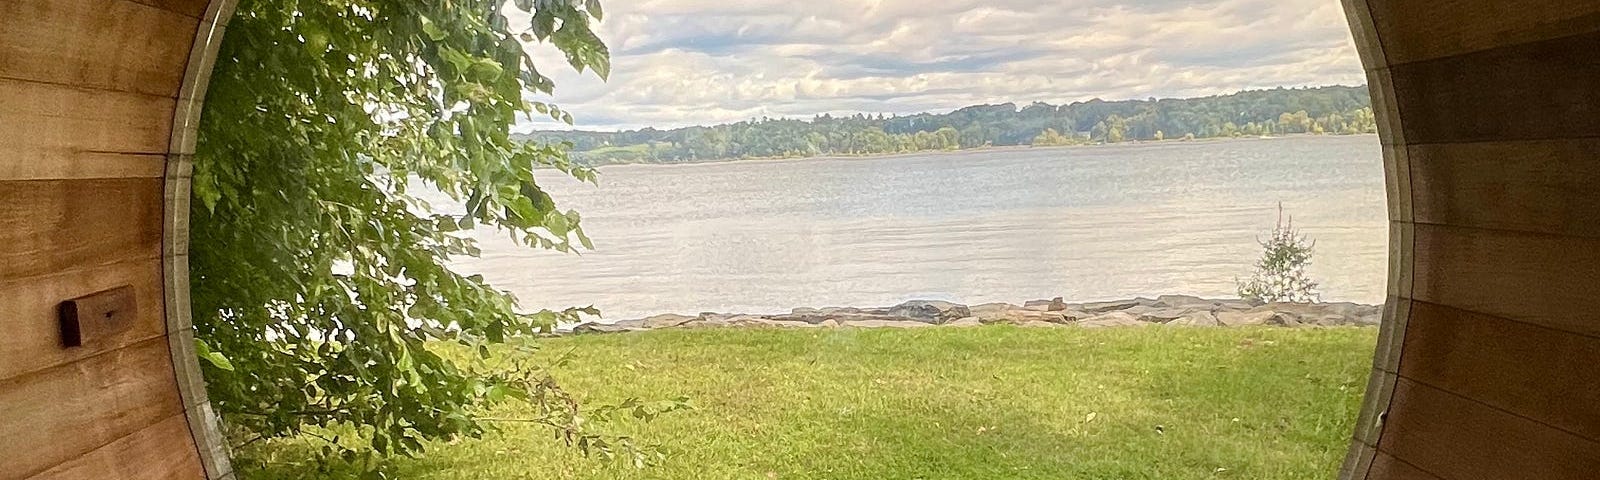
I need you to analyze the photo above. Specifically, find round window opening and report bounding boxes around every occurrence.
[157,0,1577,478]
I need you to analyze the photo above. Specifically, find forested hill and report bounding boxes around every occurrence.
[521,85,1375,165]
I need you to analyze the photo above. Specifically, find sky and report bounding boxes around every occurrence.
[516,0,1366,132]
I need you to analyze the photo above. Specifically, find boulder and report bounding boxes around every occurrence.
[841,318,935,328]
[1023,297,1069,311]
[885,300,971,324]
[947,316,982,327]
[969,302,1019,315]
[1167,311,1221,327]
[983,309,1072,324]
[1077,311,1147,328]
[639,313,697,328]
[1217,310,1277,326]
[1252,302,1379,326]
[1152,294,1214,309]
[1136,308,1196,323]
[572,322,641,334]
[1213,300,1256,312]
[1080,298,1150,313]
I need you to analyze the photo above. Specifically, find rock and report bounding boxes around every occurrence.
[572,322,641,334]
[1252,302,1377,326]
[885,300,971,324]
[1167,311,1221,327]
[1023,297,1069,311]
[1081,298,1154,313]
[970,302,1019,314]
[980,309,1071,324]
[841,319,935,328]
[639,313,696,328]
[1152,294,1213,309]
[1078,311,1147,328]
[1136,308,1196,323]
[947,316,982,327]
[1217,310,1278,326]
[1213,299,1256,312]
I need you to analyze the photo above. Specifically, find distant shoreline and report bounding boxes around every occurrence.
[576,133,1378,170]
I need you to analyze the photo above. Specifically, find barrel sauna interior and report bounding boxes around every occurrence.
[2,0,1598,479]
[1339,0,1600,478]
[1,0,233,478]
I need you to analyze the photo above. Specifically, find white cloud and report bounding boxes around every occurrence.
[512,0,1365,131]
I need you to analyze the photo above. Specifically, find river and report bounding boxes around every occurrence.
[451,135,1388,321]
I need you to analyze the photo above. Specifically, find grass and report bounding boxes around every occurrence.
[242,326,1375,479]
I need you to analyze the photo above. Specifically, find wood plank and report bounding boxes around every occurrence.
[1368,0,1600,65]
[0,0,198,96]
[1411,223,1600,338]
[1389,31,1600,145]
[1367,451,1440,480]
[0,152,166,181]
[30,413,205,480]
[1410,138,1600,238]
[1399,301,1600,442]
[0,78,176,180]
[0,178,164,281]
[1378,378,1600,480]
[0,338,184,478]
[128,0,213,19]
[0,259,166,381]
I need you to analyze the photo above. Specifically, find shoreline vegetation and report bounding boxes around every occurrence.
[520,85,1377,166]
[567,133,1372,171]
[566,295,1381,335]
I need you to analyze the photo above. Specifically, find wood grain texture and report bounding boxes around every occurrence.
[0,259,166,381]
[0,78,175,180]
[1399,301,1600,442]
[1367,452,1440,480]
[0,337,184,478]
[1389,31,1600,145]
[1410,138,1600,238]
[29,413,205,480]
[1367,0,1600,65]
[0,178,163,281]
[1411,223,1600,338]
[0,0,198,96]
[1379,378,1600,480]
[128,0,213,18]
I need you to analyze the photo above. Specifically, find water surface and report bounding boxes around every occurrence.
[453,135,1387,320]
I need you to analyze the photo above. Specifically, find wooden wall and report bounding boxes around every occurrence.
[0,0,233,478]
[4,0,1597,479]
[1341,1,1600,479]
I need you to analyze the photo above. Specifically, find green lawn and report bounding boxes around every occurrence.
[242,326,1375,479]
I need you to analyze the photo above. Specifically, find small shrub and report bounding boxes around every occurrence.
[1237,204,1320,303]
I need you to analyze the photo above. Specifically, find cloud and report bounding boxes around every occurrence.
[512,0,1365,132]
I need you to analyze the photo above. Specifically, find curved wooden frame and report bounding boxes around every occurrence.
[6,0,1593,477]
[164,0,240,478]
[1340,1,1600,478]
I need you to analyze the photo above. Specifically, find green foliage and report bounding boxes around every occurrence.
[1030,127,1081,146]
[189,0,662,473]
[1237,205,1321,303]
[526,86,1379,165]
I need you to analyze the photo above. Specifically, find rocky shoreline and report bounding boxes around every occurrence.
[567,295,1381,334]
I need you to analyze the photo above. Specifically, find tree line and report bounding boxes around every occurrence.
[522,85,1377,165]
